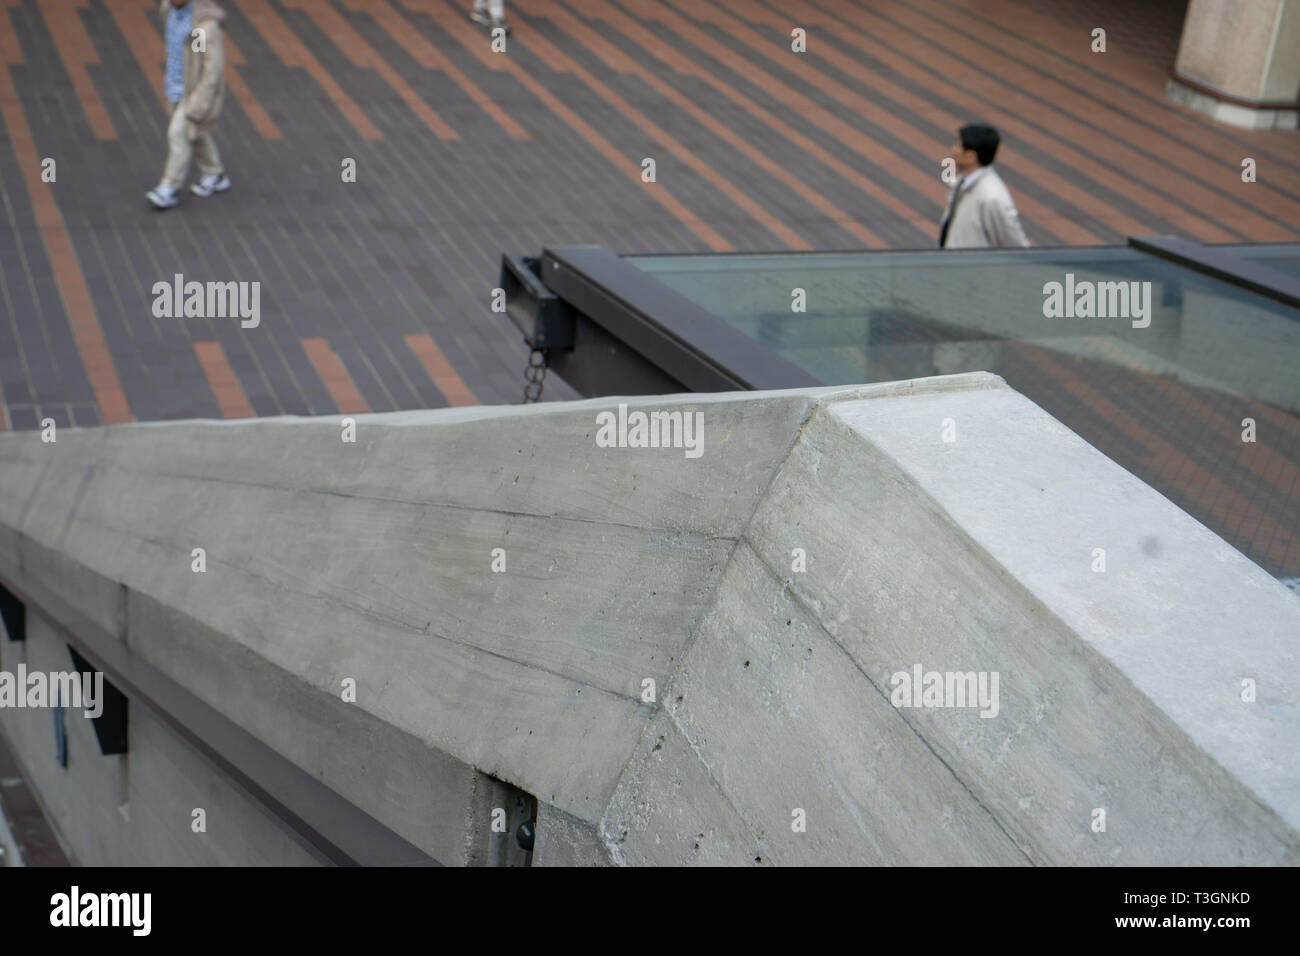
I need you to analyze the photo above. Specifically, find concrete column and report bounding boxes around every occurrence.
[1166,0,1300,130]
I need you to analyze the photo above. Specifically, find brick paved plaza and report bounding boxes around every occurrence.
[4,0,1299,427]
[2,1,1299,576]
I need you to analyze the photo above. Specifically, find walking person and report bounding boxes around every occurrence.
[938,124,1029,249]
[147,0,231,210]
[469,0,510,34]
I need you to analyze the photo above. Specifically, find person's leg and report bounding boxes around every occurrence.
[471,0,504,22]
[159,103,193,191]
[192,127,223,179]
[189,126,230,196]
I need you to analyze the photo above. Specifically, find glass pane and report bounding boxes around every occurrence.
[626,249,1300,582]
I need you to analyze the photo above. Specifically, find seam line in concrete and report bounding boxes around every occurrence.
[735,406,1036,864]
[136,466,744,541]
[596,394,822,861]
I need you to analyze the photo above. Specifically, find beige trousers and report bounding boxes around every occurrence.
[160,101,222,191]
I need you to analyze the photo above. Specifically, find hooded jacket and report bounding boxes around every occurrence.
[158,0,226,126]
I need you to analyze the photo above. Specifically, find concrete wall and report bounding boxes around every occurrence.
[1169,0,1300,129]
[1175,0,1300,101]
[0,373,1296,865]
[606,381,1299,864]
[0,617,319,866]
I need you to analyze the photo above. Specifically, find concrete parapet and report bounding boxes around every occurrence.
[0,373,1296,864]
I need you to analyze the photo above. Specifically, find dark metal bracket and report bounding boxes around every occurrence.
[500,254,576,350]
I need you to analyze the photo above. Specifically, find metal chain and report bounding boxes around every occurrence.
[523,347,548,403]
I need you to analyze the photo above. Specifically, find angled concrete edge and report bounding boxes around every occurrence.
[0,372,1295,865]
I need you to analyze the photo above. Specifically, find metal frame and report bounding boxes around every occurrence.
[1130,236,1300,311]
[510,240,1300,398]
[540,246,820,391]
[500,254,575,350]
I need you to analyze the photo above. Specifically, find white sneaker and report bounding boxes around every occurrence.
[191,172,230,198]
[147,184,179,209]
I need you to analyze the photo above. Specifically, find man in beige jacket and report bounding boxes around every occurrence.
[939,124,1029,249]
[147,0,229,210]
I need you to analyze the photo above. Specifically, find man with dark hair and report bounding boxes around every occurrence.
[938,124,1029,249]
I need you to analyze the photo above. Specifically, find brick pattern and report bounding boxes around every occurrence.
[1,0,1298,577]
[193,339,254,417]
[300,336,370,414]
[405,333,478,406]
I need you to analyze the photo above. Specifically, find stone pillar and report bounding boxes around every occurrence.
[1166,0,1300,130]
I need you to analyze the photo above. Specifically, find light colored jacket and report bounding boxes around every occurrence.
[158,0,226,127]
[941,166,1030,249]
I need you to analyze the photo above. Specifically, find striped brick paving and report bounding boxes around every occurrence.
[1,0,1298,572]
